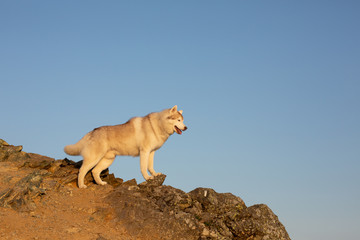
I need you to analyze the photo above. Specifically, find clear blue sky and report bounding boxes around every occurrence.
[1,1,359,239]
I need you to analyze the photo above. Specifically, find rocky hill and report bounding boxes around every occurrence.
[0,139,291,240]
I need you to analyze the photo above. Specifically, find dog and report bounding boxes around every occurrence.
[64,105,187,188]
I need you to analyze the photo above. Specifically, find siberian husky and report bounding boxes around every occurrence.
[64,105,187,188]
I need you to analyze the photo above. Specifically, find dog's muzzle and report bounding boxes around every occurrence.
[175,126,188,135]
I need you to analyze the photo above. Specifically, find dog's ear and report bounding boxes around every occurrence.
[179,110,183,114]
[170,105,178,113]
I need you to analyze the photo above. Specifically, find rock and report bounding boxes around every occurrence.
[122,178,139,190]
[0,170,47,211]
[123,178,137,186]
[47,160,63,173]
[138,174,166,189]
[0,138,292,239]
[189,187,246,214]
[106,184,199,240]
[149,185,193,212]
[22,153,55,170]
[226,204,291,240]
[0,139,9,146]
[100,170,123,187]
[0,140,30,164]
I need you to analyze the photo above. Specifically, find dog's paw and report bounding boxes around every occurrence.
[79,184,87,189]
[145,175,154,181]
[98,181,108,186]
[152,172,162,177]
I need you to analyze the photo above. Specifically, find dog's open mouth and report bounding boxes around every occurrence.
[174,126,182,135]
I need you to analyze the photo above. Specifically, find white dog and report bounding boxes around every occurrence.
[64,105,187,188]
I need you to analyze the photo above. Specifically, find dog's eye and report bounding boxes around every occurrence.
[178,119,180,122]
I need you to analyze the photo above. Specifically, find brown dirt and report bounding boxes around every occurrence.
[0,161,132,240]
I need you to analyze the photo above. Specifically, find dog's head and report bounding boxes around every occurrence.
[168,105,188,135]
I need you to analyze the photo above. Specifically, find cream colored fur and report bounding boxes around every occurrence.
[64,105,187,188]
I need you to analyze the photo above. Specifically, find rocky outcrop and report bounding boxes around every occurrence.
[0,139,291,240]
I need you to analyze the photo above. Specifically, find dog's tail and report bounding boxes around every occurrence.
[64,143,83,156]
[64,135,89,156]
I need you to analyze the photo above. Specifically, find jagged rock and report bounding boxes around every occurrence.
[189,187,246,214]
[0,138,291,240]
[226,204,291,240]
[104,177,290,239]
[139,174,167,189]
[0,139,9,146]
[186,188,248,239]
[0,141,30,164]
[22,153,55,169]
[0,170,47,211]
[105,184,199,240]
[100,171,123,187]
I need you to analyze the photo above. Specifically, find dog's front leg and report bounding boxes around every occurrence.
[148,151,162,177]
[140,150,153,180]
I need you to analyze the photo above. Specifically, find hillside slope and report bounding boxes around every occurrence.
[0,139,291,240]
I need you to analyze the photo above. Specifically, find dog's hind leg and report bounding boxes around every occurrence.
[78,153,104,188]
[92,152,115,186]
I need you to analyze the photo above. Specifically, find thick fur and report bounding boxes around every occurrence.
[64,105,187,188]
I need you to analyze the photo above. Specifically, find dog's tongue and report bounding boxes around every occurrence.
[175,126,182,135]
